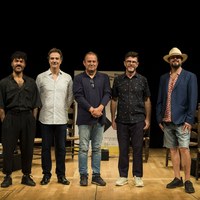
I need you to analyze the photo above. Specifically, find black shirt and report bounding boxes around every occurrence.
[0,74,42,112]
[112,72,151,123]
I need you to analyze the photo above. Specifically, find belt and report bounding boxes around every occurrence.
[7,110,31,114]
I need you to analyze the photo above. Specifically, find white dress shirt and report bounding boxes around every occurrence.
[36,69,73,124]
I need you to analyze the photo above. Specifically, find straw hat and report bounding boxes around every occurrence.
[163,47,188,63]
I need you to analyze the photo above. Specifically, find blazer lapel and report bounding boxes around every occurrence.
[173,69,185,90]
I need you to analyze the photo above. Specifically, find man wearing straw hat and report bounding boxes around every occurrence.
[156,47,198,193]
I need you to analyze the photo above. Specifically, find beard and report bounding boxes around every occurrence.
[14,65,23,74]
[171,62,181,69]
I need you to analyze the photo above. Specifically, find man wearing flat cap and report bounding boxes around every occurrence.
[156,47,198,193]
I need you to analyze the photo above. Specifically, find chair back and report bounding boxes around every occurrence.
[66,100,79,159]
[190,103,200,148]
[67,100,76,137]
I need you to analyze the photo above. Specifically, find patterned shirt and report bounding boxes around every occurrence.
[36,69,73,124]
[163,67,182,122]
[112,72,151,123]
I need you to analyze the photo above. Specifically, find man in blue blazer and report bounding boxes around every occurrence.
[156,47,198,194]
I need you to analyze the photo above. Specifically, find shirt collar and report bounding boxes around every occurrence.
[123,72,138,79]
[47,68,62,76]
[170,67,182,75]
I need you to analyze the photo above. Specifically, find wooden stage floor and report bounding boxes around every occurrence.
[0,148,200,200]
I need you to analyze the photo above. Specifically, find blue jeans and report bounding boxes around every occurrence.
[78,123,104,176]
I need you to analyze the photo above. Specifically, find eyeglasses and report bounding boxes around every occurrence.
[90,79,95,88]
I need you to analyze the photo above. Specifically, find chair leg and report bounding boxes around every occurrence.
[72,140,74,159]
[144,137,150,162]
[195,152,200,180]
[166,148,169,167]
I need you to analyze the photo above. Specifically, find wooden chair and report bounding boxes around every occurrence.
[33,121,42,159]
[66,101,79,159]
[165,103,200,180]
[143,128,150,162]
[196,144,200,180]
[129,128,150,163]
[194,103,200,180]
[33,137,42,158]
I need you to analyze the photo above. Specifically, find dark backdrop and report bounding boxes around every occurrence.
[0,2,199,148]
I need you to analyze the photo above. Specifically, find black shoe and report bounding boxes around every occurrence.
[21,175,36,186]
[92,175,106,186]
[185,180,195,193]
[1,175,12,188]
[80,175,88,186]
[166,177,183,188]
[57,176,70,185]
[40,175,51,185]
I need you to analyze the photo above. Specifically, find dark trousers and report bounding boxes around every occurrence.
[1,111,36,175]
[39,123,67,178]
[117,121,144,177]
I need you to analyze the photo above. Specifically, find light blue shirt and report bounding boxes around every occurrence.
[36,69,73,124]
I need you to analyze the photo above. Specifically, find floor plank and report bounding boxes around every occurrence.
[0,148,200,200]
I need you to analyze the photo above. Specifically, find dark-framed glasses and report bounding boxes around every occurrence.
[90,79,95,88]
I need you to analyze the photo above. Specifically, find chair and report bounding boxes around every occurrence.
[165,103,200,178]
[129,128,150,163]
[143,128,150,162]
[66,100,79,159]
[196,145,200,180]
[33,137,42,158]
[194,103,200,180]
[33,121,42,159]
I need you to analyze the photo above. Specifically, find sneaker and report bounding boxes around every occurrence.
[134,176,144,187]
[21,175,36,186]
[166,177,183,188]
[80,175,88,186]
[1,175,12,188]
[115,177,128,186]
[92,175,106,186]
[185,180,195,193]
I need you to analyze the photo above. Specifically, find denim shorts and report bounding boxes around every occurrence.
[163,122,190,148]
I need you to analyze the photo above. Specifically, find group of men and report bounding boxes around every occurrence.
[0,47,197,194]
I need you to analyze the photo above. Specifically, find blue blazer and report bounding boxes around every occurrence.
[156,69,198,125]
